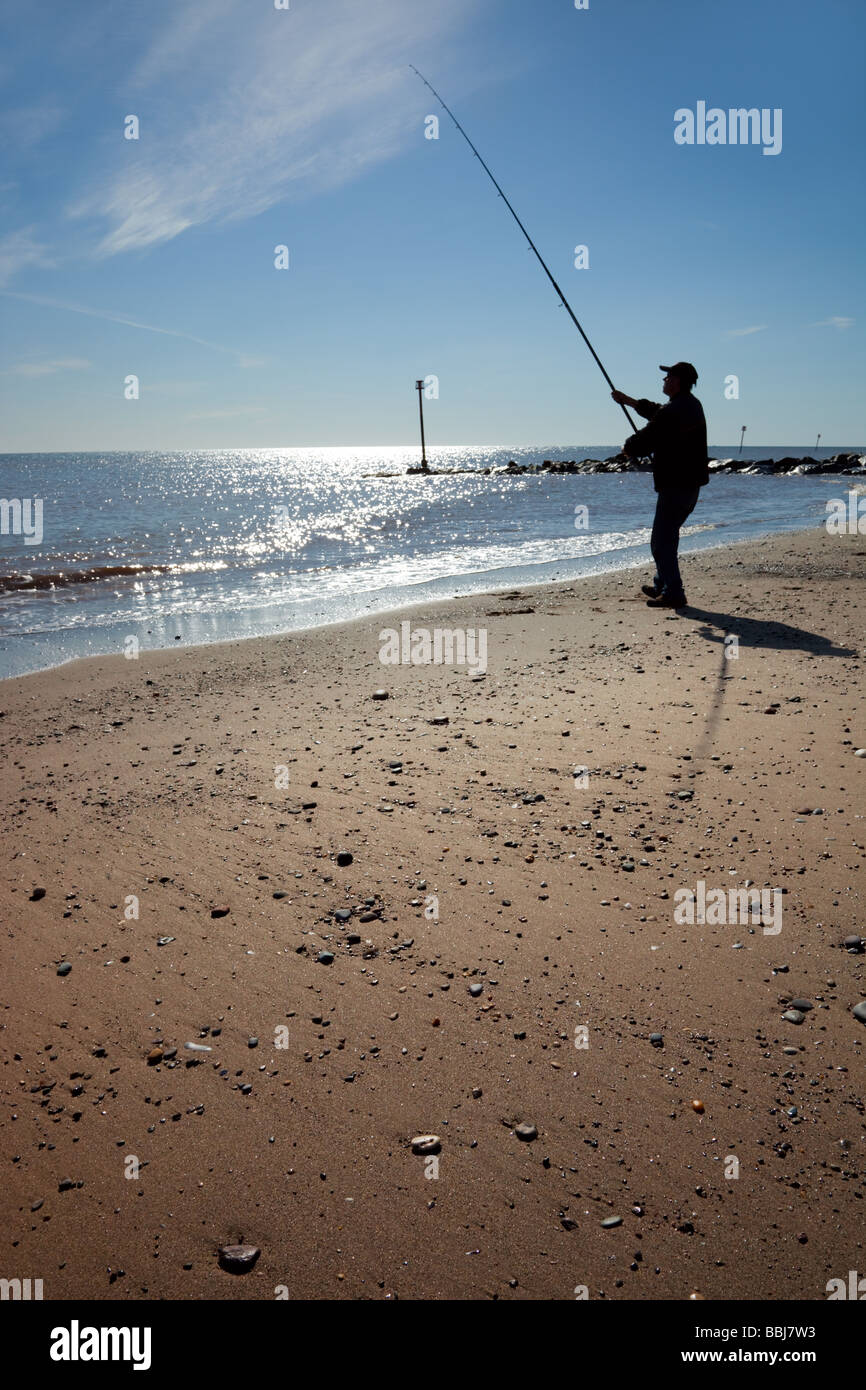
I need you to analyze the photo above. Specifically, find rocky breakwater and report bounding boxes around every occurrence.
[403,452,865,478]
[709,452,866,477]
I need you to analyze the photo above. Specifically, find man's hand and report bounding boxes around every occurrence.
[611,388,634,407]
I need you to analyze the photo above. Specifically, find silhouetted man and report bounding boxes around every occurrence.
[612,362,709,609]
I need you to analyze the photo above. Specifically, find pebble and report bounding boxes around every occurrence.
[30,887,47,901]
[372,689,389,701]
[853,1003,866,1025]
[601,1216,623,1228]
[469,983,483,997]
[334,908,352,921]
[248,1037,259,1048]
[218,1244,260,1273]
[184,1041,212,1052]
[843,935,864,953]
[783,1009,806,1024]
[691,1099,705,1114]
[317,951,335,965]
[210,906,230,919]
[411,1135,441,1155]
[472,1087,482,1099]
[146,1047,164,1065]
[336,851,353,867]
[854,749,866,757]
[156,936,175,946]
[782,1046,799,1055]
[56,962,72,976]
[790,999,812,1011]
[649,1033,663,1047]
[515,1122,538,1142]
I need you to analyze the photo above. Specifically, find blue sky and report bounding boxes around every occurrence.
[0,0,863,451]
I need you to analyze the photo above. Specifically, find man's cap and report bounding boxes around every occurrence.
[660,361,698,387]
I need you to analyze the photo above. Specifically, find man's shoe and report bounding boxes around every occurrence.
[641,584,660,598]
[646,591,687,609]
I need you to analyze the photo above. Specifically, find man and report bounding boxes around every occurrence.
[611,362,709,609]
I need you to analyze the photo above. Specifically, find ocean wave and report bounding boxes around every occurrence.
[0,563,172,593]
[0,559,233,594]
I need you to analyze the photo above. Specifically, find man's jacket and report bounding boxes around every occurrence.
[624,392,709,492]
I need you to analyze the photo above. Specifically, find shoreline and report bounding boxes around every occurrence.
[2,525,863,1301]
[0,518,829,685]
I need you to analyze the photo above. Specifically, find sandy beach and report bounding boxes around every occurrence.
[2,526,864,1302]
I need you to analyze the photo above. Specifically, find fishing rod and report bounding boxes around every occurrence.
[410,66,638,433]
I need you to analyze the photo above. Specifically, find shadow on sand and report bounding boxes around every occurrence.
[680,606,857,659]
[672,607,857,764]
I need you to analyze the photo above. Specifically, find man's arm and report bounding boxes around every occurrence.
[623,406,667,458]
[611,389,662,421]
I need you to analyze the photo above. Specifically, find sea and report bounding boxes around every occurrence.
[0,445,862,680]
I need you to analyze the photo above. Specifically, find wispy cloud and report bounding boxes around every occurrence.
[7,357,91,377]
[67,0,474,257]
[724,324,768,337]
[0,289,249,361]
[128,0,240,90]
[0,229,54,286]
[814,315,854,329]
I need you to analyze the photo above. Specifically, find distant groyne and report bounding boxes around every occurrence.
[396,452,865,478]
